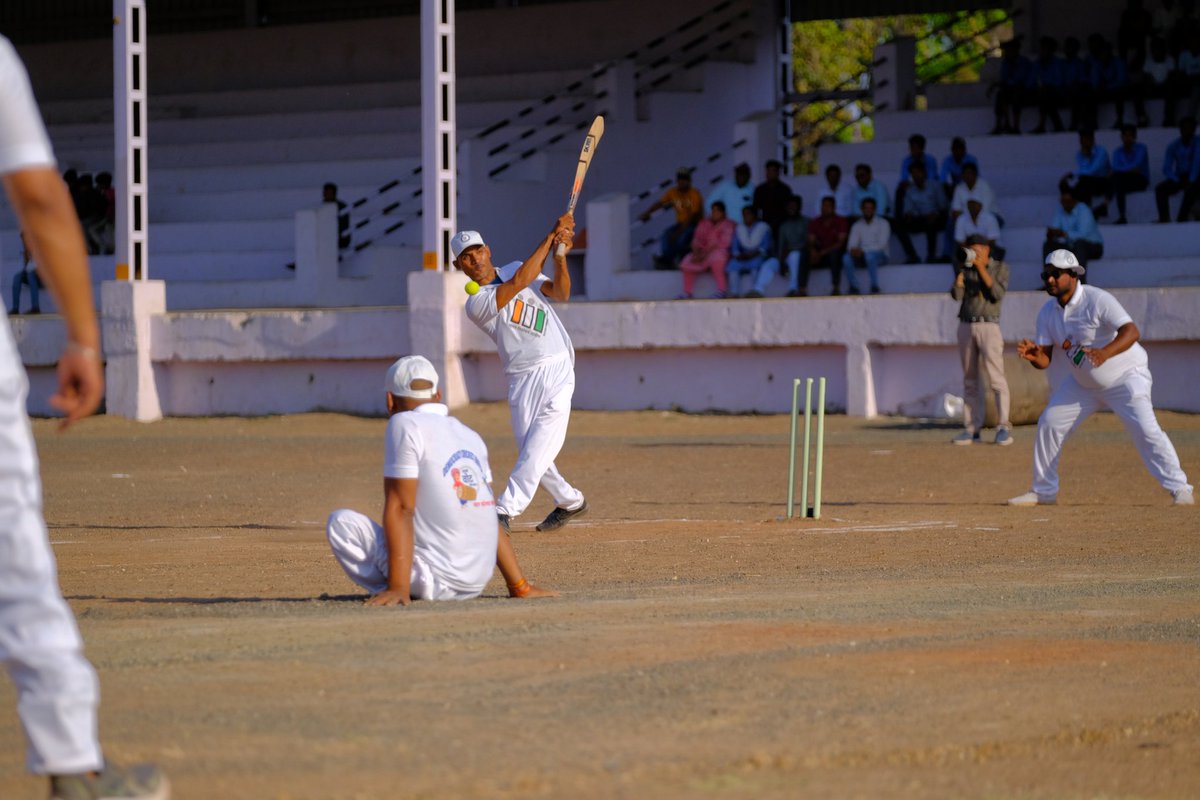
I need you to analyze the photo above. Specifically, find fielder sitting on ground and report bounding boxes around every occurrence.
[327,356,555,605]
[1009,249,1194,507]
[452,215,589,533]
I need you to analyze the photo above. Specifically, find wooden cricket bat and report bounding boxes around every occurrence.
[555,115,605,257]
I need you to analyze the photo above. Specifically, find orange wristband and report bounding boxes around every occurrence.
[507,578,531,598]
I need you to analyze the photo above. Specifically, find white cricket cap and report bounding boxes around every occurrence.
[1044,249,1085,274]
[451,230,486,259]
[385,355,439,399]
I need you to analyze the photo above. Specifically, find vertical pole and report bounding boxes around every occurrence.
[421,0,456,271]
[800,377,813,517]
[113,0,149,281]
[813,377,826,519]
[778,0,794,169]
[787,378,800,519]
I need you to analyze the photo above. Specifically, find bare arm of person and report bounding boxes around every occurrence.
[1085,321,1139,367]
[1016,338,1053,369]
[540,228,573,302]
[493,213,574,310]
[366,477,417,606]
[3,167,103,429]
[496,526,557,599]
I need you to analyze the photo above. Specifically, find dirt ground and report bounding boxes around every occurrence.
[2,404,1198,799]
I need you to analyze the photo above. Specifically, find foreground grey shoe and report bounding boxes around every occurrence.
[952,430,980,445]
[1173,488,1195,506]
[536,499,589,532]
[1008,491,1057,506]
[994,428,1013,446]
[51,763,169,800]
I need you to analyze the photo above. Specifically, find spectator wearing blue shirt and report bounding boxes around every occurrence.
[1068,129,1113,216]
[850,163,891,221]
[1155,116,1200,222]
[895,161,948,263]
[1033,36,1067,133]
[1044,186,1104,272]
[941,137,979,194]
[896,133,939,222]
[1083,36,1132,129]
[1111,124,1151,223]
[1061,36,1090,130]
[992,37,1036,134]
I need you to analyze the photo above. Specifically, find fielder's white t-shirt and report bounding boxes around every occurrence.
[383,403,499,594]
[1035,284,1148,390]
[0,36,56,176]
[464,261,574,374]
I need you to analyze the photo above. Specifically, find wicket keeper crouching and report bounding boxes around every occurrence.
[327,356,555,605]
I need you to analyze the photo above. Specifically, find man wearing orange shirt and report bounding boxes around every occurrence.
[639,167,704,269]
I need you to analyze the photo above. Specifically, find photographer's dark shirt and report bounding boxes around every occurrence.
[949,258,1008,322]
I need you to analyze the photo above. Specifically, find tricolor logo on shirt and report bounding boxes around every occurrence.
[509,298,547,336]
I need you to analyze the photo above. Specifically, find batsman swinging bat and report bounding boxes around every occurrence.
[555,115,605,257]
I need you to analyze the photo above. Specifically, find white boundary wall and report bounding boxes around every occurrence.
[10,274,1200,419]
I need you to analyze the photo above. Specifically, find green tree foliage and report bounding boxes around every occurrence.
[791,10,1012,173]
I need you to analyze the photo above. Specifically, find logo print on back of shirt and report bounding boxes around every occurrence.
[509,298,547,336]
[443,449,494,508]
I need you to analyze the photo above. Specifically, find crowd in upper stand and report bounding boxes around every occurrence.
[642,112,1198,300]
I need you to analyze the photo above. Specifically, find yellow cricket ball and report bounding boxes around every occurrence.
[465,280,480,295]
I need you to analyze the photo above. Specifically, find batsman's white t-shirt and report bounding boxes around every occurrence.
[1035,284,1148,390]
[0,36,56,176]
[384,403,499,594]
[464,262,574,375]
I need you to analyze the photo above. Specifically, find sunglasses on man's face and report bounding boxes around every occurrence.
[1041,268,1071,281]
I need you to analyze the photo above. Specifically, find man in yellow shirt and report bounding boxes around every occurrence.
[639,167,704,269]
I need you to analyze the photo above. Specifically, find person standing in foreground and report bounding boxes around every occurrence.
[454,215,589,532]
[1009,249,1194,507]
[326,356,554,603]
[0,35,168,800]
[950,234,1012,446]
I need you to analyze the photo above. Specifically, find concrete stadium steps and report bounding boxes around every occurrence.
[148,185,377,223]
[873,99,1176,142]
[152,158,419,193]
[148,219,293,254]
[148,251,296,282]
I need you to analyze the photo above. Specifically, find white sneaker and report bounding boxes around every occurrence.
[1008,491,1057,506]
[1174,488,1195,506]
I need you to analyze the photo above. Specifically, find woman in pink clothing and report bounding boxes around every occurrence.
[678,201,734,299]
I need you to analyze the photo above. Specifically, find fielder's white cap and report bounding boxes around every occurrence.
[385,355,439,399]
[1044,248,1085,274]
[451,230,486,259]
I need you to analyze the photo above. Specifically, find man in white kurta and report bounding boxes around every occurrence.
[327,355,554,603]
[1009,250,1194,506]
[454,216,588,533]
[1,35,168,799]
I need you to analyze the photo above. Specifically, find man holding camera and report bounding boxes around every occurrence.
[950,234,1012,446]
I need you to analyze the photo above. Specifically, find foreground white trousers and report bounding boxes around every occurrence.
[1031,366,1192,498]
[0,331,102,774]
[326,509,479,600]
[498,355,584,518]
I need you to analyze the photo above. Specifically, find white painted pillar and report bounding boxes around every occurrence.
[421,0,457,271]
[580,193,631,302]
[733,112,781,178]
[101,281,164,421]
[113,0,149,281]
[408,270,471,408]
[845,341,878,418]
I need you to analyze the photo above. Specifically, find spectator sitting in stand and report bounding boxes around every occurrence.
[92,171,115,255]
[727,205,779,298]
[842,197,890,295]
[9,232,42,315]
[850,163,891,222]
[805,195,849,296]
[941,136,979,197]
[776,196,810,297]
[894,160,948,264]
[677,201,734,300]
[1045,184,1104,271]
[1111,123,1151,223]
[822,163,854,217]
[323,182,351,251]
[897,133,939,208]
[1032,36,1067,133]
[706,162,754,217]
[74,173,105,256]
[1065,128,1113,217]
[1140,36,1184,126]
[1152,0,1184,43]
[1179,28,1200,117]
[951,162,1002,224]
[954,198,1003,253]
[991,37,1035,134]
[1119,0,1154,66]
[753,159,794,237]
[1084,36,1137,129]
[1155,115,1200,222]
[639,167,704,269]
[1062,36,1091,130]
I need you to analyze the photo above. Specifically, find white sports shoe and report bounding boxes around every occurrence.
[1008,491,1057,506]
[1173,488,1195,506]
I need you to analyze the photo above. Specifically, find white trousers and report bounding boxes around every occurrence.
[1031,367,1192,497]
[0,327,102,774]
[326,509,480,600]
[498,356,584,518]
